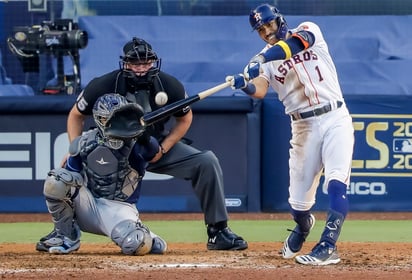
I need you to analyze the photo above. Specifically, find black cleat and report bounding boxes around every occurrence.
[207,227,248,250]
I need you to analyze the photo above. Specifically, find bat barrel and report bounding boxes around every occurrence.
[141,95,200,126]
[140,81,231,127]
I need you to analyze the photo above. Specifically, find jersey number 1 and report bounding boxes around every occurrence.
[315,65,324,81]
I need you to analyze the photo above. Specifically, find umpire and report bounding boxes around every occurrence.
[66,37,248,251]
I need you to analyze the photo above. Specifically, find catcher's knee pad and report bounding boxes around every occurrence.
[43,168,84,200]
[111,220,153,255]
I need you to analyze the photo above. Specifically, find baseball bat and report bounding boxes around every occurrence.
[141,81,231,126]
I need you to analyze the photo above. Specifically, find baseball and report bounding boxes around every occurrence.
[155,91,168,106]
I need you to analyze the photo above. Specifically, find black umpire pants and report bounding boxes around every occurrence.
[147,140,228,225]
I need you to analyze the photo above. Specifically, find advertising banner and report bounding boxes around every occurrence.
[0,96,261,213]
[343,96,412,211]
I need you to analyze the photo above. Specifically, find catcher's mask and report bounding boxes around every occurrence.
[120,37,162,86]
[249,4,288,40]
[93,93,145,149]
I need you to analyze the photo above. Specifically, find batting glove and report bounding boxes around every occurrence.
[226,74,247,90]
[244,54,265,80]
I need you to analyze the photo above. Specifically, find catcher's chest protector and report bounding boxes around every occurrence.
[80,133,140,201]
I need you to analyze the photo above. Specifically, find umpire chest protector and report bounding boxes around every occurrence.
[126,89,152,113]
[74,130,142,201]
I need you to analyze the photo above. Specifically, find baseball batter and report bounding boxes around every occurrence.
[226,4,354,265]
[36,94,167,255]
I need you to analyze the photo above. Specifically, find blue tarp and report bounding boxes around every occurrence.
[76,15,412,96]
[2,15,411,96]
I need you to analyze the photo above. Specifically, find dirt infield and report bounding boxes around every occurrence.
[1,212,411,279]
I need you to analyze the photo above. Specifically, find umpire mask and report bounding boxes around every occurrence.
[120,37,162,87]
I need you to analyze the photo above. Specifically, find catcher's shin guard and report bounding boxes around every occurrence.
[43,168,82,237]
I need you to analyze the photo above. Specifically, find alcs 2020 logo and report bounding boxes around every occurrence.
[352,114,412,175]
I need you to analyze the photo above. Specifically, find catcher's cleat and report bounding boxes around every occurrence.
[282,214,315,259]
[150,236,168,254]
[36,225,81,254]
[295,241,341,266]
[36,229,59,252]
[207,227,248,250]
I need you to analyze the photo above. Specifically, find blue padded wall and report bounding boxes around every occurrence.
[78,15,412,97]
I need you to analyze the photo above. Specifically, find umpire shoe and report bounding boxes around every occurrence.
[36,225,81,254]
[282,214,315,259]
[207,226,248,250]
[295,241,341,265]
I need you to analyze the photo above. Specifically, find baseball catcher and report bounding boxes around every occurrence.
[36,93,166,255]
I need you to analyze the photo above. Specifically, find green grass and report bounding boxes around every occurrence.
[0,219,411,244]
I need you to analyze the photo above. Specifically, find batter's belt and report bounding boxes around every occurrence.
[290,101,343,121]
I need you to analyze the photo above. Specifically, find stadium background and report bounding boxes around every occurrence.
[1,0,412,213]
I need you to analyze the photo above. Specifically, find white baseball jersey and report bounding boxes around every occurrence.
[258,22,354,211]
[260,21,344,115]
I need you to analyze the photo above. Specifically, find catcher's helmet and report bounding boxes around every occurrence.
[120,37,161,85]
[249,4,288,40]
[93,93,145,149]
